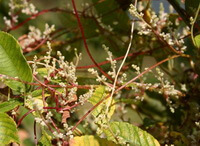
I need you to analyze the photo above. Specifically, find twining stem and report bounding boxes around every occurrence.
[71,54,181,132]
[105,21,135,114]
[71,0,113,81]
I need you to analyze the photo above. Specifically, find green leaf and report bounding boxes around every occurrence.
[88,86,115,121]
[31,89,42,97]
[0,99,23,112]
[5,80,26,93]
[37,68,48,77]
[69,135,118,146]
[38,130,52,146]
[104,122,160,146]
[194,34,200,48]
[0,112,19,145]
[0,31,32,90]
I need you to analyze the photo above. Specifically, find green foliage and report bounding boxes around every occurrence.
[38,130,52,146]
[0,112,19,145]
[88,86,115,122]
[0,31,32,92]
[104,122,160,146]
[0,0,200,145]
[70,135,118,146]
[0,99,22,112]
[185,0,200,17]
[194,34,200,49]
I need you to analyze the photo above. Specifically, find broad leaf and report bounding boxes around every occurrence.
[38,130,52,146]
[194,34,200,49]
[0,112,19,145]
[104,122,160,146]
[5,80,26,93]
[31,89,43,97]
[0,31,32,91]
[88,86,115,122]
[69,135,118,146]
[0,99,23,112]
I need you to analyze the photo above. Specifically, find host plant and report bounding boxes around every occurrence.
[0,0,200,145]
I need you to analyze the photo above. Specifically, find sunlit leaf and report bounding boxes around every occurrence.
[0,113,19,145]
[104,122,160,146]
[194,34,200,49]
[0,31,32,91]
[38,130,52,146]
[69,135,118,146]
[0,99,23,112]
[88,86,115,122]
[37,68,48,77]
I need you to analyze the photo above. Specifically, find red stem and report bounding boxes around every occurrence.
[76,51,150,69]
[8,9,49,32]
[71,55,182,131]
[17,109,35,127]
[8,8,74,32]
[71,0,113,81]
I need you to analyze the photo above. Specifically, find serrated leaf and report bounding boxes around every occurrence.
[69,135,118,146]
[0,31,32,91]
[0,112,19,145]
[38,130,52,146]
[88,86,115,121]
[104,122,160,146]
[88,86,106,105]
[194,34,200,48]
[0,99,23,112]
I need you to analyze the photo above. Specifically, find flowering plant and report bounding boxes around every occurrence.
[0,0,200,145]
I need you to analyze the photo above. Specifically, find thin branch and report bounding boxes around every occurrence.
[17,109,35,127]
[106,21,135,114]
[8,8,74,32]
[76,51,150,69]
[115,55,181,92]
[71,0,113,81]
[71,55,182,131]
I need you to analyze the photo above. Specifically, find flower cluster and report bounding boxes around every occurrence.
[3,0,38,29]
[19,24,55,50]
[129,2,188,53]
[21,0,38,15]
[103,45,117,78]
